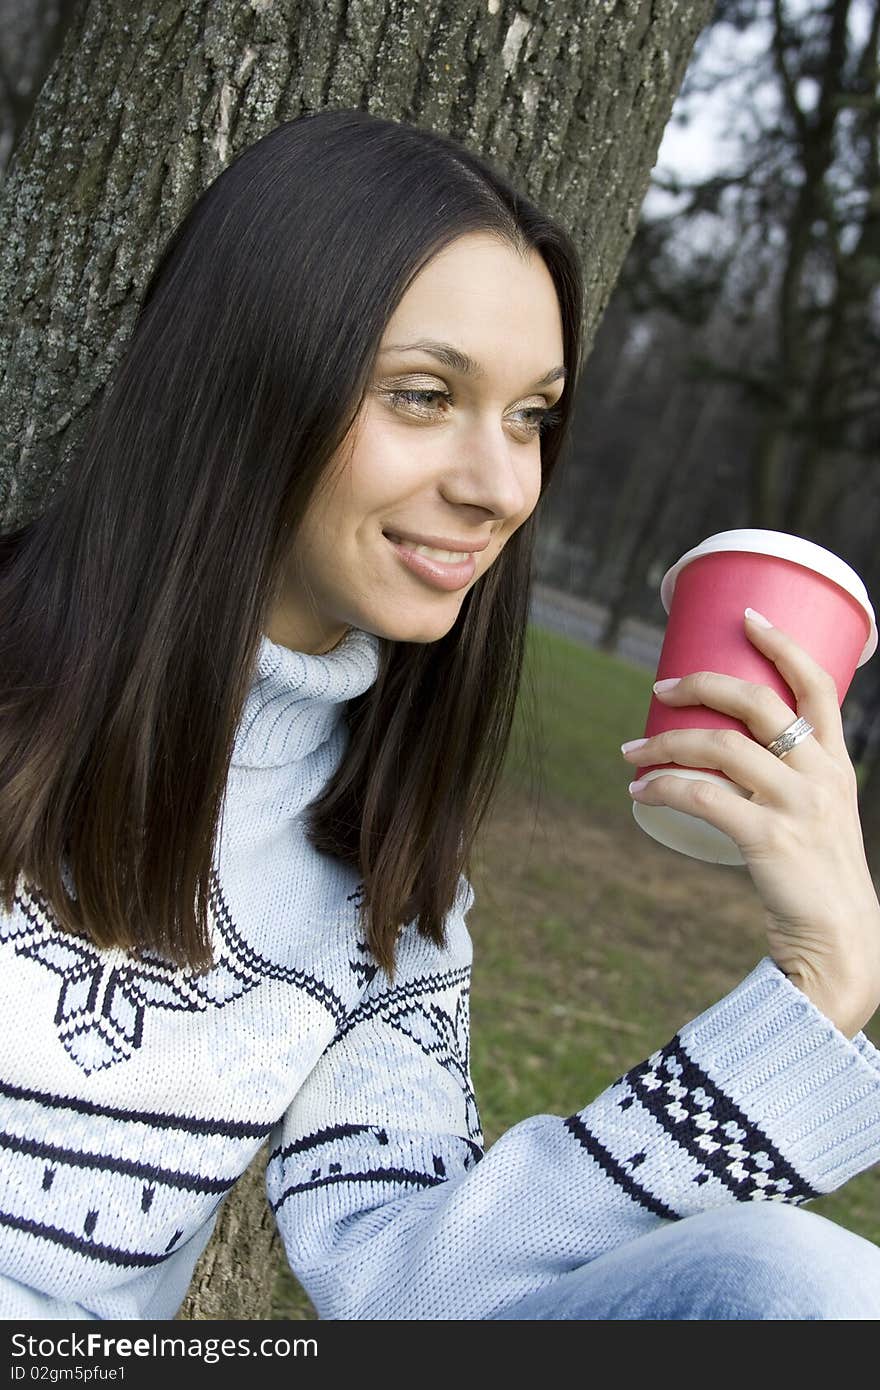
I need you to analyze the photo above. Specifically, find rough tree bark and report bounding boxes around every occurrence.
[175,1145,280,1321]
[0,0,713,1319]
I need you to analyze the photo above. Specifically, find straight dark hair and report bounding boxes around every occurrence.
[0,108,583,983]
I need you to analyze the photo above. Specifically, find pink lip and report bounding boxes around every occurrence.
[384,534,478,592]
[382,530,490,553]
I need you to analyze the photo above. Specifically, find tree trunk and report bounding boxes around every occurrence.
[854,675,880,884]
[0,0,713,1320]
[175,1145,283,1321]
[750,415,790,531]
[593,371,685,648]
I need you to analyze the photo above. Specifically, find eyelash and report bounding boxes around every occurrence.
[385,388,563,438]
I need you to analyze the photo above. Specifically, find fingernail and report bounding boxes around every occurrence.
[628,778,649,794]
[745,607,773,628]
[653,677,681,693]
[620,738,649,754]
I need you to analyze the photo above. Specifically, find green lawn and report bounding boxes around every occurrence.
[272,623,880,1318]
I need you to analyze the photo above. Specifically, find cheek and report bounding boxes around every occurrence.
[344,426,418,514]
[305,453,394,541]
[491,461,543,560]
[516,451,544,525]
[529,458,544,510]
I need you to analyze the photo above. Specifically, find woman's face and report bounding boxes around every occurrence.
[266,230,567,655]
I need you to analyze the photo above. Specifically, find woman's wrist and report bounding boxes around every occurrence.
[784,970,878,1041]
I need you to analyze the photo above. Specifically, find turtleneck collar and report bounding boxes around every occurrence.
[230,625,382,770]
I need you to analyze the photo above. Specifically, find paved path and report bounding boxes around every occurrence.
[530,582,875,751]
[530,581,664,671]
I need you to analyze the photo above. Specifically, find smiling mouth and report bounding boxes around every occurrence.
[382,532,478,592]
[383,533,472,562]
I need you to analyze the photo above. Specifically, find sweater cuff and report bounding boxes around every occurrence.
[676,955,880,1197]
[851,1027,880,1079]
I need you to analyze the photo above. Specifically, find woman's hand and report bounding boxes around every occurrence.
[621,608,880,1039]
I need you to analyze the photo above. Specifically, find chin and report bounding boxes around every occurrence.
[369,606,463,646]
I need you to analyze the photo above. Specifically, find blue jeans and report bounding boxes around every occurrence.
[490,1203,880,1319]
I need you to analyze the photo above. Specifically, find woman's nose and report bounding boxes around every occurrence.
[440,423,536,522]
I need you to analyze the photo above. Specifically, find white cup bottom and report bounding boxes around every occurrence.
[630,768,750,866]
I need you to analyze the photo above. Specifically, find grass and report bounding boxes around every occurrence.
[271,623,880,1318]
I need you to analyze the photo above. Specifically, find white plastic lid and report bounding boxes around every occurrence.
[660,529,877,666]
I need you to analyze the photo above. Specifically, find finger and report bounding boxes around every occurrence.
[742,609,850,760]
[628,770,769,854]
[653,669,825,775]
[623,726,800,803]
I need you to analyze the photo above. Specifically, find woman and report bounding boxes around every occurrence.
[0,108,878,1321]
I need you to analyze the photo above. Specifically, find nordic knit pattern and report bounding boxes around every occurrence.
[0,625,878,1320]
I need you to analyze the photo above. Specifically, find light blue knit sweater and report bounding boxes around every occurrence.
[1,625,878,1320]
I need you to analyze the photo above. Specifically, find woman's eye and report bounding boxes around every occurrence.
[509,405,564,438]
[386,388,451,414]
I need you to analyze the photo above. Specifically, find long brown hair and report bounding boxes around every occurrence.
[0,109,584,983]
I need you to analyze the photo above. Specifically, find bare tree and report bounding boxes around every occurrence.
[632,0,880,539]
[0,0,714,1319]
[536,0,880,876]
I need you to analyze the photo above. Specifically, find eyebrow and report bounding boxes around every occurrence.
[378,339,567,389]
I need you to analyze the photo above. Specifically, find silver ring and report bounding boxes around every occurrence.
[764,715,815,760]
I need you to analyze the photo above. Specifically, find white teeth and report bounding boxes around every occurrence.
[385,534,468,563]
[411,544,468,562]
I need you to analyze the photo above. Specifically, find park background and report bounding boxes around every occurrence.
[0,0,877,1319]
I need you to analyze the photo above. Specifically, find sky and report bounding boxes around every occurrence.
[644,16,776,219]
[646,0,873,216]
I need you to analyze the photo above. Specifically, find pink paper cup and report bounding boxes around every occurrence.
[631,529,877,865]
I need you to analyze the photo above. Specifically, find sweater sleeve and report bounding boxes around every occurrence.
[0,1273,99,1319]
[266,876,880,1320]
